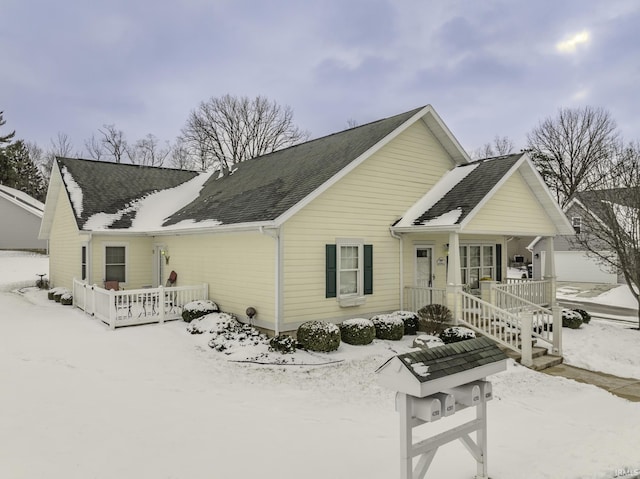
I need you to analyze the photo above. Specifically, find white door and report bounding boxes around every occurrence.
[153,245,165,287]
[416,247,434,287]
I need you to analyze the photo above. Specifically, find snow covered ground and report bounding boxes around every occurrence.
[1,251,639,479]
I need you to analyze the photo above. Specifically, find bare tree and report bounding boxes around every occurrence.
[527,106,619,207]
[471,135,515,160]
[127,134,170,167]
[168,139,195,170]
[571,142,640,328]
[85,134,105,161]
[181,94,309,174]
[98,124,128,163]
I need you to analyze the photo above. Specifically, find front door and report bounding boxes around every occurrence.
[415,247,434,288]
[153,245,165,287]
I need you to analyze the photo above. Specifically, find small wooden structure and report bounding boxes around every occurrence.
[377,337,507,479]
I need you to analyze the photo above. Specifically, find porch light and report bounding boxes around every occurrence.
[161,248,170,265]
[443,243,449,254]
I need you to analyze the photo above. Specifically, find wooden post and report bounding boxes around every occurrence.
[158,285,165,324]
[109,289,116,330]
[397,393,413,479]
[521,311,533,367]
[552,305,562,355]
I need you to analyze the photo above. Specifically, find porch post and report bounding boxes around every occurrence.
[446,232,462,324]
[544,237,562,355]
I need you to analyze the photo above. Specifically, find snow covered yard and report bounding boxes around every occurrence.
[1,252,640,479]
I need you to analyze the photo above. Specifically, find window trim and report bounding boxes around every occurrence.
[104,243,128,284]
[459,243,496,289]
[572,216,582,234]
[326,240,372,306]
[337,239,364,301]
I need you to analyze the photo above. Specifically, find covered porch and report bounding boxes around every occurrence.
[395,230,563,369]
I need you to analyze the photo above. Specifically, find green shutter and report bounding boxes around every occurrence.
[364,244,373,295]
[326,244,337,298]
[495,244,502,282]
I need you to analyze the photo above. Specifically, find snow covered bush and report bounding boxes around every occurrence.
[297,321,341,352]
[48,287,68,301]
[60,293,73,306]
[392,311,420,335]
[562,309,583,329]
[572,308,591,324]
[269,335,297,354]
[412,334,445,349]
[417,304,452,335]
[339,318,376,345]
[181,299,220,322]
[439,326,476,344]
[370,314,404,341]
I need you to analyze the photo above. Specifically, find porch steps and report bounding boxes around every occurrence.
[497,344,563,371]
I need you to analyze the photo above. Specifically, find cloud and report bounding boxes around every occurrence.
[556,30,591,53]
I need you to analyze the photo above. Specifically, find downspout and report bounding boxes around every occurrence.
[260,226,282,335]
[390,228,404,310]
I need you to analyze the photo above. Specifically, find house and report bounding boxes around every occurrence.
[39,105,573,339]
[529,189,627,284]
[0,184,47,252]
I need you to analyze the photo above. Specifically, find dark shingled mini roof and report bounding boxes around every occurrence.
[411,153,522,226]
[391,337,508,383]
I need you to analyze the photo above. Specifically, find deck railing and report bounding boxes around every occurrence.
[496,279,550,306]
[403,286,447,311]
[73,279,208,329]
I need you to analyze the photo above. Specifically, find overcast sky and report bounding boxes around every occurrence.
[2,0,640,158]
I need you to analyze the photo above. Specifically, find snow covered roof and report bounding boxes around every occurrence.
[0,184,44,218]
[394,153,523,229]
[51,105,470,234]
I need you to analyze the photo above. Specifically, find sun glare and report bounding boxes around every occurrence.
[556,30,590,53]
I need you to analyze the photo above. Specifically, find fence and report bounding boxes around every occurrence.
[500,279,550,306]
[403,286,447,312]
[73,279,208,329]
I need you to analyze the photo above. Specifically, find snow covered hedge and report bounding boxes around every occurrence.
[48,287,68,302]
[297,321,341,352]
[417,304,452,335]
[340,318,375,345]
[562,309,583,329]
[412,334,445,349]
[393,311,420,335]
[60,293,73,306]
[439,326,476,344]
[572,308,591,324]
[370,314,404,341]
[182,299,220,323]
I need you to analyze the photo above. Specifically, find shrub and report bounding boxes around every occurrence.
[48,287,67,301]
[269,335,297,354]
[182,300,220,323]
[60,293,73,306]
[297,321,341,352]
[340,318,376,345]
[572,308,591,324]
[392,311,420,335]
[417,304,452,335]
[562,309,583,329]
[412,334,445,349]
[370,314,404,341]
[439,326,476,344]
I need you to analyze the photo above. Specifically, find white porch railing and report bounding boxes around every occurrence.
[499,279,550,306]
[73,279,208,329]
[403,286,447,311]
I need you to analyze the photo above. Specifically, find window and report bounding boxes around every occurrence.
[81,246,87,281]
[459,244,495,289]
[105,246,126,283]
[572,216,582,234]
[326,242,373,303]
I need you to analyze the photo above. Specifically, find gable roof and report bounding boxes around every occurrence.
[394,153,522,229]
[393,152,574,234]
[45,105,470,234]
[0,184,44,218]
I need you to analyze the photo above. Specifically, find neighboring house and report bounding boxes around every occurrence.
[39,105,573,334]
[0,184,47,252]
[529,190,624,284]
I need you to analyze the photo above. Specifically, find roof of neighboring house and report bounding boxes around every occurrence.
[49,105,470,233]
[394,153,523,228]
[0,184,45,218]
[378,336,508,383]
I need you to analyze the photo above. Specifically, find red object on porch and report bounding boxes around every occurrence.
[166,270,177,286]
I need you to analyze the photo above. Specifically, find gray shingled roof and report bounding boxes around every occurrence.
[411,153,522,226]
[395,337,507,383]
[573,188,640,214]
[163,106,424,226]
[56,158,199,229]
[56,106,426,230]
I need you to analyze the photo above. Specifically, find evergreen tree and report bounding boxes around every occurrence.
[0,140,47,201]
[0,111,15,146]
